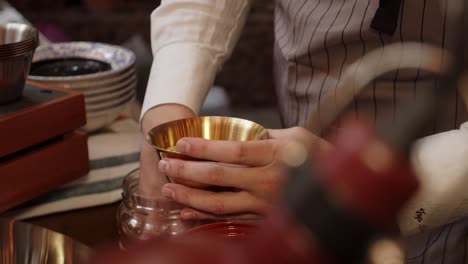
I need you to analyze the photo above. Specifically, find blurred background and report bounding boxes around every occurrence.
[1,0,281,246]
[11,0,281,128]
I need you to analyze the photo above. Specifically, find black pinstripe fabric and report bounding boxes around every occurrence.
[393,0,406,123]
[274,0,467,135]
[404,219,468,264]
[314,0,347,130]
[333,0,359,129]
[273,0,468,262]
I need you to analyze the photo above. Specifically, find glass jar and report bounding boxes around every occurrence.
[116,168,199,248]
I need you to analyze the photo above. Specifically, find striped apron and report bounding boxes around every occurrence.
[273,0,468,262]
[273,0,467,135]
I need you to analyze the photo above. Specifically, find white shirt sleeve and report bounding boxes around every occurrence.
[398,121,468,235]
[141,0,252,121]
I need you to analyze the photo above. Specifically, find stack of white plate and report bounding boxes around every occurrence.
[28,42,136,132]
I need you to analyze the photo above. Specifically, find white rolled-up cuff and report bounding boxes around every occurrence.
[140,43,218,122]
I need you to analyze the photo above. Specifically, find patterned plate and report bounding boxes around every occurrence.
[35,67,136,91]
[86,87,135,112]
[84,76,136,102]
[28,41,135,82]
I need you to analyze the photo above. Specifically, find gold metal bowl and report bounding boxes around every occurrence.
[0,23,39,104]
[0,217,91,263]
[146,116,269,187]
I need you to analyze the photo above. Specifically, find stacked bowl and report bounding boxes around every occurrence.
[28,42,136,131]
[0,23,39,104]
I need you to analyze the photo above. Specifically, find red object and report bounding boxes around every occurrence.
[317,117,419,226]
[88,117,419,264]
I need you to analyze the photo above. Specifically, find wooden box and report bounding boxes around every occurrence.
[0,81,87,158]
[0,131,89,212]
[0,81,89,212]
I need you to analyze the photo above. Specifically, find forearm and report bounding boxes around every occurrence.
[139,103,196,196]
[141,0,252,122]
[141,103,195,135]
[141,45,216,123]
[139,0,252,196]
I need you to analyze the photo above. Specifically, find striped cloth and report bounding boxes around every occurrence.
[6,118,142,220]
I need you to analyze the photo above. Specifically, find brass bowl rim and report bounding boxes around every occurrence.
[0,23,38,50]
[146,116,269,154]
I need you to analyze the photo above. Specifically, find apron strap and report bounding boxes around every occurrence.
[371,0,403,35]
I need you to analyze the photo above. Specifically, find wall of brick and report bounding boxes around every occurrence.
[11,0,276,107]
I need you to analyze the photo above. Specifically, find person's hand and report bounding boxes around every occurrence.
[158,126,332,220]
[138,104,196,197]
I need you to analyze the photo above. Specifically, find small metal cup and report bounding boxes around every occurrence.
[0,217,91,263]
[146,116,269,187]
[0,23,38,104]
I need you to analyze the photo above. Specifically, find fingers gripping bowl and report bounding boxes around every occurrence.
[146,116,269,188]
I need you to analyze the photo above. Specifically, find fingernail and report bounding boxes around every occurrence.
[158,159,168,172]
[176,139,190,153]
[161,185,175,199]
[181,211,194,219]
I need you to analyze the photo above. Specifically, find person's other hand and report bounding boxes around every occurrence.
[138,104,195,197]
[158,126,332,220]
